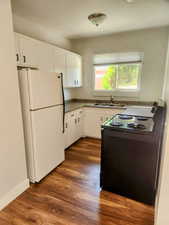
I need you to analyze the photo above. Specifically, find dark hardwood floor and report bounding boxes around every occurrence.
[0,138,154,225]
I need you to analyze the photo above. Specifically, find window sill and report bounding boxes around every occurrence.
[93,90,140,98]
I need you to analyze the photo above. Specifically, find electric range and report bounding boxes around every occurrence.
[100,113,159,205]
[103,114,154,134]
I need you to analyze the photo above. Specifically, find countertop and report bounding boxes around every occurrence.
[65,99,153,113]
[65,101,127,113]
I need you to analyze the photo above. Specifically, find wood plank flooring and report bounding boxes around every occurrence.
[0,138,154,225]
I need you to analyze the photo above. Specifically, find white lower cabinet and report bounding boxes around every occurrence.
[64,108,84,149]
[84,108,102,139]
[64,113,70,149]
[84,107,124,139]
[64,107,124,148]
[75,109,84,138]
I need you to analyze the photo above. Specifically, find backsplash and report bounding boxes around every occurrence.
[64,88,76,101]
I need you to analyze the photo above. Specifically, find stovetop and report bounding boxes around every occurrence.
[102,114,154,133]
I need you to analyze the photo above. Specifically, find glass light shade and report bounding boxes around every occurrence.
[88,13,107,26]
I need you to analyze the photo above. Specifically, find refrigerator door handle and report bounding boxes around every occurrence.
[60,73,65,134]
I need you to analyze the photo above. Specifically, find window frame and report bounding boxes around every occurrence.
[93,61,142,95]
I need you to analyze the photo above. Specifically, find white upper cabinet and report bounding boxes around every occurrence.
[66,52,82,88]
[34,42,54,72]
[53,48,82,88]
[19,35,39,67]
[15,33,53,71]
[14,32,82,87]
[53,48,67,87]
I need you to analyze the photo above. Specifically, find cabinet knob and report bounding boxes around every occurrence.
[16,54,19,62]
[23,55,26,63]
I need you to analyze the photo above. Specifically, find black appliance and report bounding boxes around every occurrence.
[107,114,154,133]
[100,111,164,205]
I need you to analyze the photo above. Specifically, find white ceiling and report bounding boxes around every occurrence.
[11,0,169,40]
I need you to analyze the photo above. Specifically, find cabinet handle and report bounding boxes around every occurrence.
[74,80,76,86]
[77,80,78,85]
[16,54,19,62]
[23,55,26,63]
[75,118,77,124]
[65,123,68,129]
[100,117,103,122]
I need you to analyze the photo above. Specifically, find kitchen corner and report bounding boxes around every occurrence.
[1,0,169,224]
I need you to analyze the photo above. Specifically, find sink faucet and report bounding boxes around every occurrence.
[110,96,114,104]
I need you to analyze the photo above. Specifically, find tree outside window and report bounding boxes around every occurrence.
[94,63,141,91]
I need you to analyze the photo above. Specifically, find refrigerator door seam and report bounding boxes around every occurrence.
[30,104,63,112]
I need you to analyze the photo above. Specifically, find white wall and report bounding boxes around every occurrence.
[71,27,169,102]
[64,88,76,101]
[0,0,29,209]
[12,14,72,51]
[155,36,169,225]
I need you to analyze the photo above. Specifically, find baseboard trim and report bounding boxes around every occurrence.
[0,179,29,210]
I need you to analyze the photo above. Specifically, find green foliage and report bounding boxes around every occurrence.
[102,65,116,90]
[102,64,140,90]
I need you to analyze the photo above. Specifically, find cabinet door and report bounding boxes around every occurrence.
[64,113,69,149]
[67,111,77,146]
[35,42,54,72]
[84,108,125,139]
[53,48,67,86]
[84,108,108,139]
[66,52,82,87]
[84,108,102,139]
[74,54,82,87]
[75,109,84,139]
[16,33,54,71]
[66,52,76,87]
[19,35,40,67]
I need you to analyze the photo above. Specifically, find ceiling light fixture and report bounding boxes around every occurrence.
[88,13,107,27]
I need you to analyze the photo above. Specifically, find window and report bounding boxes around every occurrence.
[93,52,143,92]
[94,63,141,91]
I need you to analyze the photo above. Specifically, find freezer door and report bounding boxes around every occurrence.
[31,105,65,182]
[27,70,63,110]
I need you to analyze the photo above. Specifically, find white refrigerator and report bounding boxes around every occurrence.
[18,69,65,183]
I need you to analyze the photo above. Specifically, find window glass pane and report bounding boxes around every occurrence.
[94,65,116,90]
[117,64,140,89]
